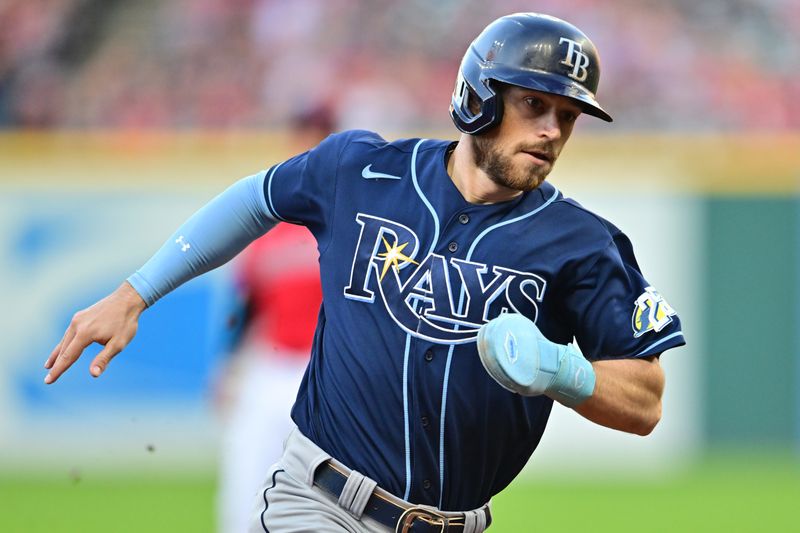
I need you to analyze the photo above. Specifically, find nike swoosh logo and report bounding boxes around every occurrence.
[361,164,403,180]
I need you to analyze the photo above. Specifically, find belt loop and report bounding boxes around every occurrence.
[462,506,488,533]
[337,469,378,518]
[463,511,476,533]
[306,453,332,487]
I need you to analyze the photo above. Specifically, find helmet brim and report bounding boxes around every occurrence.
[489,67,613,122]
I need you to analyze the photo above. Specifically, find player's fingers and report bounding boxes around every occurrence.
[45,326,75,369]
[44,331,91,385]
[89,339,125,378]
[44,342,62,370]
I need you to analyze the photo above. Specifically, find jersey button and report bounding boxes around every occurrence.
[448,242,458,253]
[421,416,429,428]
[458,213,470,224]
[423,479,432,490]
[424,350,434,362]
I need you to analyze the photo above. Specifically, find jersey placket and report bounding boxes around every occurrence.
[405,204,490,505]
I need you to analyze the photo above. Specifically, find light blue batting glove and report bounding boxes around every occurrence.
[476,313,596,407]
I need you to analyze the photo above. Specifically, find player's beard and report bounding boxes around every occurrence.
[472,135,552,192]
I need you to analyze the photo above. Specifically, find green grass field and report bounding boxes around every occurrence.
[1,454,797,532]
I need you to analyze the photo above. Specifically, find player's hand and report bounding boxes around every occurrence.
[477,313,557,396]
[476,313,595,407]
[44,282,146,384]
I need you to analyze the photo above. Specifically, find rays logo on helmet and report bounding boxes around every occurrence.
[632,287,676,338]
[558,37,590,82]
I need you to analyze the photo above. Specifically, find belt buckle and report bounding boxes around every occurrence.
[395,506,449,533]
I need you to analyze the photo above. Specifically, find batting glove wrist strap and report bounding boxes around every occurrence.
[477,314,595,408]
[547,343,596,408]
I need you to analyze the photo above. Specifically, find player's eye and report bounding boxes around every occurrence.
[559,110,579,124]
[524,97,544,112]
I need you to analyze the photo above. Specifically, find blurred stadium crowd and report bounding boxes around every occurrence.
[1,0,798,132]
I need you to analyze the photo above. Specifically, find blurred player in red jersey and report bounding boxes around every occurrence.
[216,104,335,533]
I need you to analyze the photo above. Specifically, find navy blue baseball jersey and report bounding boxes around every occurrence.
[263,130,685,511]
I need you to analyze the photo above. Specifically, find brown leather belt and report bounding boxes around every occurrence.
[313,461,491,532]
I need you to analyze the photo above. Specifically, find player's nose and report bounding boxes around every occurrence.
[535,110,562,141]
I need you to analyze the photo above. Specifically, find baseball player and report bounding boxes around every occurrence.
[45,13,685,533]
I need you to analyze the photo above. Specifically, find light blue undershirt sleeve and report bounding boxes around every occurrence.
[127,171,278,307]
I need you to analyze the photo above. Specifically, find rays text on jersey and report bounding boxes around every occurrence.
[344,214,547,344]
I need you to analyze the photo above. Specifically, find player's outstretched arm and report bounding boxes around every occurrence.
[477,313,665,435]
[44,281,146,384]
[44,171,277,384]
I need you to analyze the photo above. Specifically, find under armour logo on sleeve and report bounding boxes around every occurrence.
[175,235,191,252]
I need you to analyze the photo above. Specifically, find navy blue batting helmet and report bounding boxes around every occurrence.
[450,13,612,134]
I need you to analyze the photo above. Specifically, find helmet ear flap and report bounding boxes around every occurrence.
[450,72,504,135]
[483,80,504,130]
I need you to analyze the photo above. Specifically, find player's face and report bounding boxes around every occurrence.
[473,87,581,192]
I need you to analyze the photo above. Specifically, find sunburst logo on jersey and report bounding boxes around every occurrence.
[377,236,418,281]
[632,286,676,337]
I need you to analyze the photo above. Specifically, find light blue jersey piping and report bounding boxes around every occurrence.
[411,139,439,257]
[401,314,415,500]
[437,185,561,507]
[634,331,685,356]
[402,139,440,500]
[265,163,288,222]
